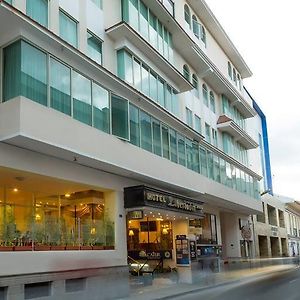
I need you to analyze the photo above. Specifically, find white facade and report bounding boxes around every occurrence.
[0,0,264,298]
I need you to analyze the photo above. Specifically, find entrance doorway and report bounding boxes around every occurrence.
[281,238,288,256]
[270,237,280,257]
[240,240,253,258]
[258,235,268,257]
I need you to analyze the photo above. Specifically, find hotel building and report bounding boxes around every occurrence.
[0,0,263,298]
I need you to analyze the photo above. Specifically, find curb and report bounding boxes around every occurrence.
[153,266,299,300]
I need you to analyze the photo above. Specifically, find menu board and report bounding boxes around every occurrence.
[175,235,190,266]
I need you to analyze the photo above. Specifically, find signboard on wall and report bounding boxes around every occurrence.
[175,235,190,266]
[128,250,172,260]
[124,186,204,217]
[189,240,197,261]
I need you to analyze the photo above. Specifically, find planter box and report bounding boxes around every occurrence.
[65,245,80,251]
[80,246,93,250]
[50,245,66,251]
[92,245,104,250]
[34,245,51,251]
[14,246,32,251]
[104,246,115,250]
[0,246,14,252]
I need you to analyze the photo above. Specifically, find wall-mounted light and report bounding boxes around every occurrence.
[128,229,134,236]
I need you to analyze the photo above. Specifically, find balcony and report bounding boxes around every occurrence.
[105,22,193,92]
[217,115,258,149]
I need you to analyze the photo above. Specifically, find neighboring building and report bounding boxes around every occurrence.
[252,194,288,257]
[0,0,262,298]
[285,201,300,256]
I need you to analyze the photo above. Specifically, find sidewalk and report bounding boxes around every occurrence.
[119,264,298,300]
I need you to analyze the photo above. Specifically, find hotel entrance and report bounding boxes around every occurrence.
[124,185,205,275]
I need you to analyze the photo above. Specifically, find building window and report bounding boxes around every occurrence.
[152,118,162,156]
[184,4,191,29]
[228,61,232,79]
[177,134,186,166]
[201,26,206,46]
[25,282,51,299]
[4,0,12,4]
[26,0,48,28]
[194,115,201,134]
[212,128,218,147]
[140,110,152,152]
[192,74,199,97]
[202,84,208,106]
[209,91,216,113]
[59,10,78,48]
[87,31,102,65]
[92,82,110,133]
[73,71,92,126]
[162,124,170,159]
[91,0,103,9]
[169,128,177,163]
[205,123,211,143]
[233,68,237,84]
[3,40,47,106]
[183,64,190,82]
[122,0,173,62]
[117,49,178,116]
[111,94,129,140]
[237,74,241,90]
[50,58,71,115]
[192,15,200,38]
[129,104,140,146]
[185,107,193,127]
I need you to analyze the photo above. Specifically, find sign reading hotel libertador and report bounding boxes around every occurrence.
[145,191,203,214]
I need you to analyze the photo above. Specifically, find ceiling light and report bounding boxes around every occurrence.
[65,193,71,198]
[13,188,18,192]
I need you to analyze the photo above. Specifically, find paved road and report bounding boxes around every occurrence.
[174,267,300,300]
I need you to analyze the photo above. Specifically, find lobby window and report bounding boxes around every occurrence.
[50,58,71,115]
[91,0,103,9]
[111,94,129,140]
[185,107,193,127]
[0,184,115,250]
[183,64,190,82]
[184,4,191,29]
[92,82,110,133]
[26,0,48,28]
[192,15,200,38]
[192,142,200,173]
[200,147,208,176]
[87,31,102,65]
[202,84,208,106]
[209,91,216,113]
[3,40,47,106]
[73,71,92,126]
[186,138,193,170]
[194,115,201,134]
[228,62,232,79]
[59,10,78,48]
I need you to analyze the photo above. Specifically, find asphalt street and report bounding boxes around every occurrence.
[174,267,300,300]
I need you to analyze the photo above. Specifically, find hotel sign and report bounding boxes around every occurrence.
[145,192,203,214]
[124,185,204,217]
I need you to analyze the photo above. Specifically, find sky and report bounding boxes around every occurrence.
[204,0,300,200]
